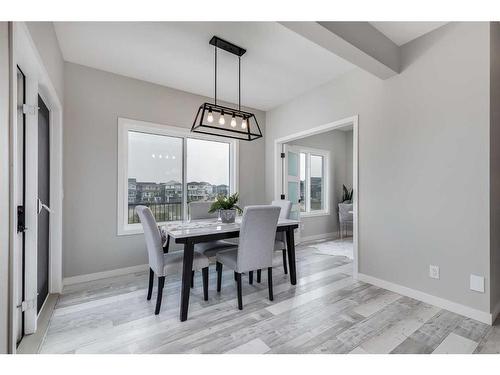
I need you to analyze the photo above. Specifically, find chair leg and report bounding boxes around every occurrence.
[147,268,154,300]
[236,272,243,310]
[155,276,165,315]
[257,269,261,283]
[216,261,222,292]
[249,271,254,285]
[282,249,288,274]
[268,267,273,301]
[191,270,195,288]
[234,271,237,281]
[202,267,209,301]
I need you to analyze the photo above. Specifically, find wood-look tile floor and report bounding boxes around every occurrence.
[39,241,500,354]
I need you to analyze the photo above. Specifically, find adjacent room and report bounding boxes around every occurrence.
[3,19,500,356]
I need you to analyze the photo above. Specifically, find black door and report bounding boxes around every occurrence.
[16,67,26,343]
[37,95,50,313]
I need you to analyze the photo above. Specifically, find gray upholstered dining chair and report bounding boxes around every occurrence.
[255,200,291,283]
[215,205,281,310]
[338,203,353,239]
[271,199,292,275]
[136,205,210,315]
[189,201,235,255]
[188,201,236,287]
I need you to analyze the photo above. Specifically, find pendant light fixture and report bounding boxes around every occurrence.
[192,36,263,141]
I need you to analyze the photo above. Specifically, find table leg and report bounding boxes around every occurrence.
[163,235,170,253]
[180,240,194,321]
[285,227,297,285]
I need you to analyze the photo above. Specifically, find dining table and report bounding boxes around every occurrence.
[162,217,300,321]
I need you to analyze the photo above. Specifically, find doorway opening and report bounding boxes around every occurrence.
[274,115,359,277]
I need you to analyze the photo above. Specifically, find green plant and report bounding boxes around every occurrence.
[208,193,243,214]
[342,185,353,203]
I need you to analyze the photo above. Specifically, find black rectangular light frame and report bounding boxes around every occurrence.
[192,102,262,141]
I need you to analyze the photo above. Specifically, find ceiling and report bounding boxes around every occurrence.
[369,22,448,46]
[54,22,355,111]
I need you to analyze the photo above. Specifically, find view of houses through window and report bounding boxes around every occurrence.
[127,131,230,224]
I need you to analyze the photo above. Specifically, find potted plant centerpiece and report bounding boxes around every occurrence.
[208,193,243,224]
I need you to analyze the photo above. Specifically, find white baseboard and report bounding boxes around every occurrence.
[63,264,149,286]
[357,273,493,325]
[300,232,337,244]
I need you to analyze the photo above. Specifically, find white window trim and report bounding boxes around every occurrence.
[296,146,330,218]
[117,117,239,236]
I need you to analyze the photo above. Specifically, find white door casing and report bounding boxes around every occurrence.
[10,22,63,349]
[282,144,302,244]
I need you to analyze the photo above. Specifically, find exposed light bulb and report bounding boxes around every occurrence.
[230,115,237,128]
[219,111,225,125]
[152,154,156,158]
[241,118,247,129]
[159,154,162,159]
[172,156,176,160]
[207,109,214,123]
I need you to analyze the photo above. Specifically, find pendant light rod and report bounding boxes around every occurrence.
[214,45,217,106]
[238,56,241,111]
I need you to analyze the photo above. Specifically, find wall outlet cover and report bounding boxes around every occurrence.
[470,274,485,293]
[429,265,440,279]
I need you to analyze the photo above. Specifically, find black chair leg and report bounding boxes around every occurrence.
[191,270,195,288]
[147,268,154,300]
[234,271,237,281]
[216,262,222,292]
[155,276,165,315]
[268,267,273,301]
[257,269,261,283]
[202,267,209,301]
[282,249,288,274]
[249,271,254,285]
[236,272,243,310]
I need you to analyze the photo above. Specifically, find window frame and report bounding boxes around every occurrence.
[117,117,239,236]
[296,146,330,218]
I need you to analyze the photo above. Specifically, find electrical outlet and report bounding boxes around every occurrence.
[429,265,440,279]
[470,274,485,293]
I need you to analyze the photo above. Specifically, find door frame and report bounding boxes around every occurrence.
[273,115,359,278]
[8,22,63,352]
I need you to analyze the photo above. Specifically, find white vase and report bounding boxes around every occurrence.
[220,209,236,223]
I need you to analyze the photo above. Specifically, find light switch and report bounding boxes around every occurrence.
[470,274,485,293]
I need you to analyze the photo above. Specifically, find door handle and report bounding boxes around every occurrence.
[37,198,52,214]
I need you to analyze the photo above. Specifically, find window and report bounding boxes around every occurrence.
[310,154,324,211]
[186,138,230,204]
[299,153,306,212]
[118,118,238,235]
[127,132,183,224]
[297,148,329,216]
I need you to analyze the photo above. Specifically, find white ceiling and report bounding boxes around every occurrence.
[54,22,355,111]
[370,22,448,46]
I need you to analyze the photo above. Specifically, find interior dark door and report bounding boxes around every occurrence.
[37,95,50,313]
[16,67,26,343]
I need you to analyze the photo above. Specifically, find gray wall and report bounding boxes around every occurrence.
[266,22,491,313]
[490,22,500,317]
[0,21,10,354]
[63,62,266,278]
[288,129,353,239]
[26,22,64,103]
